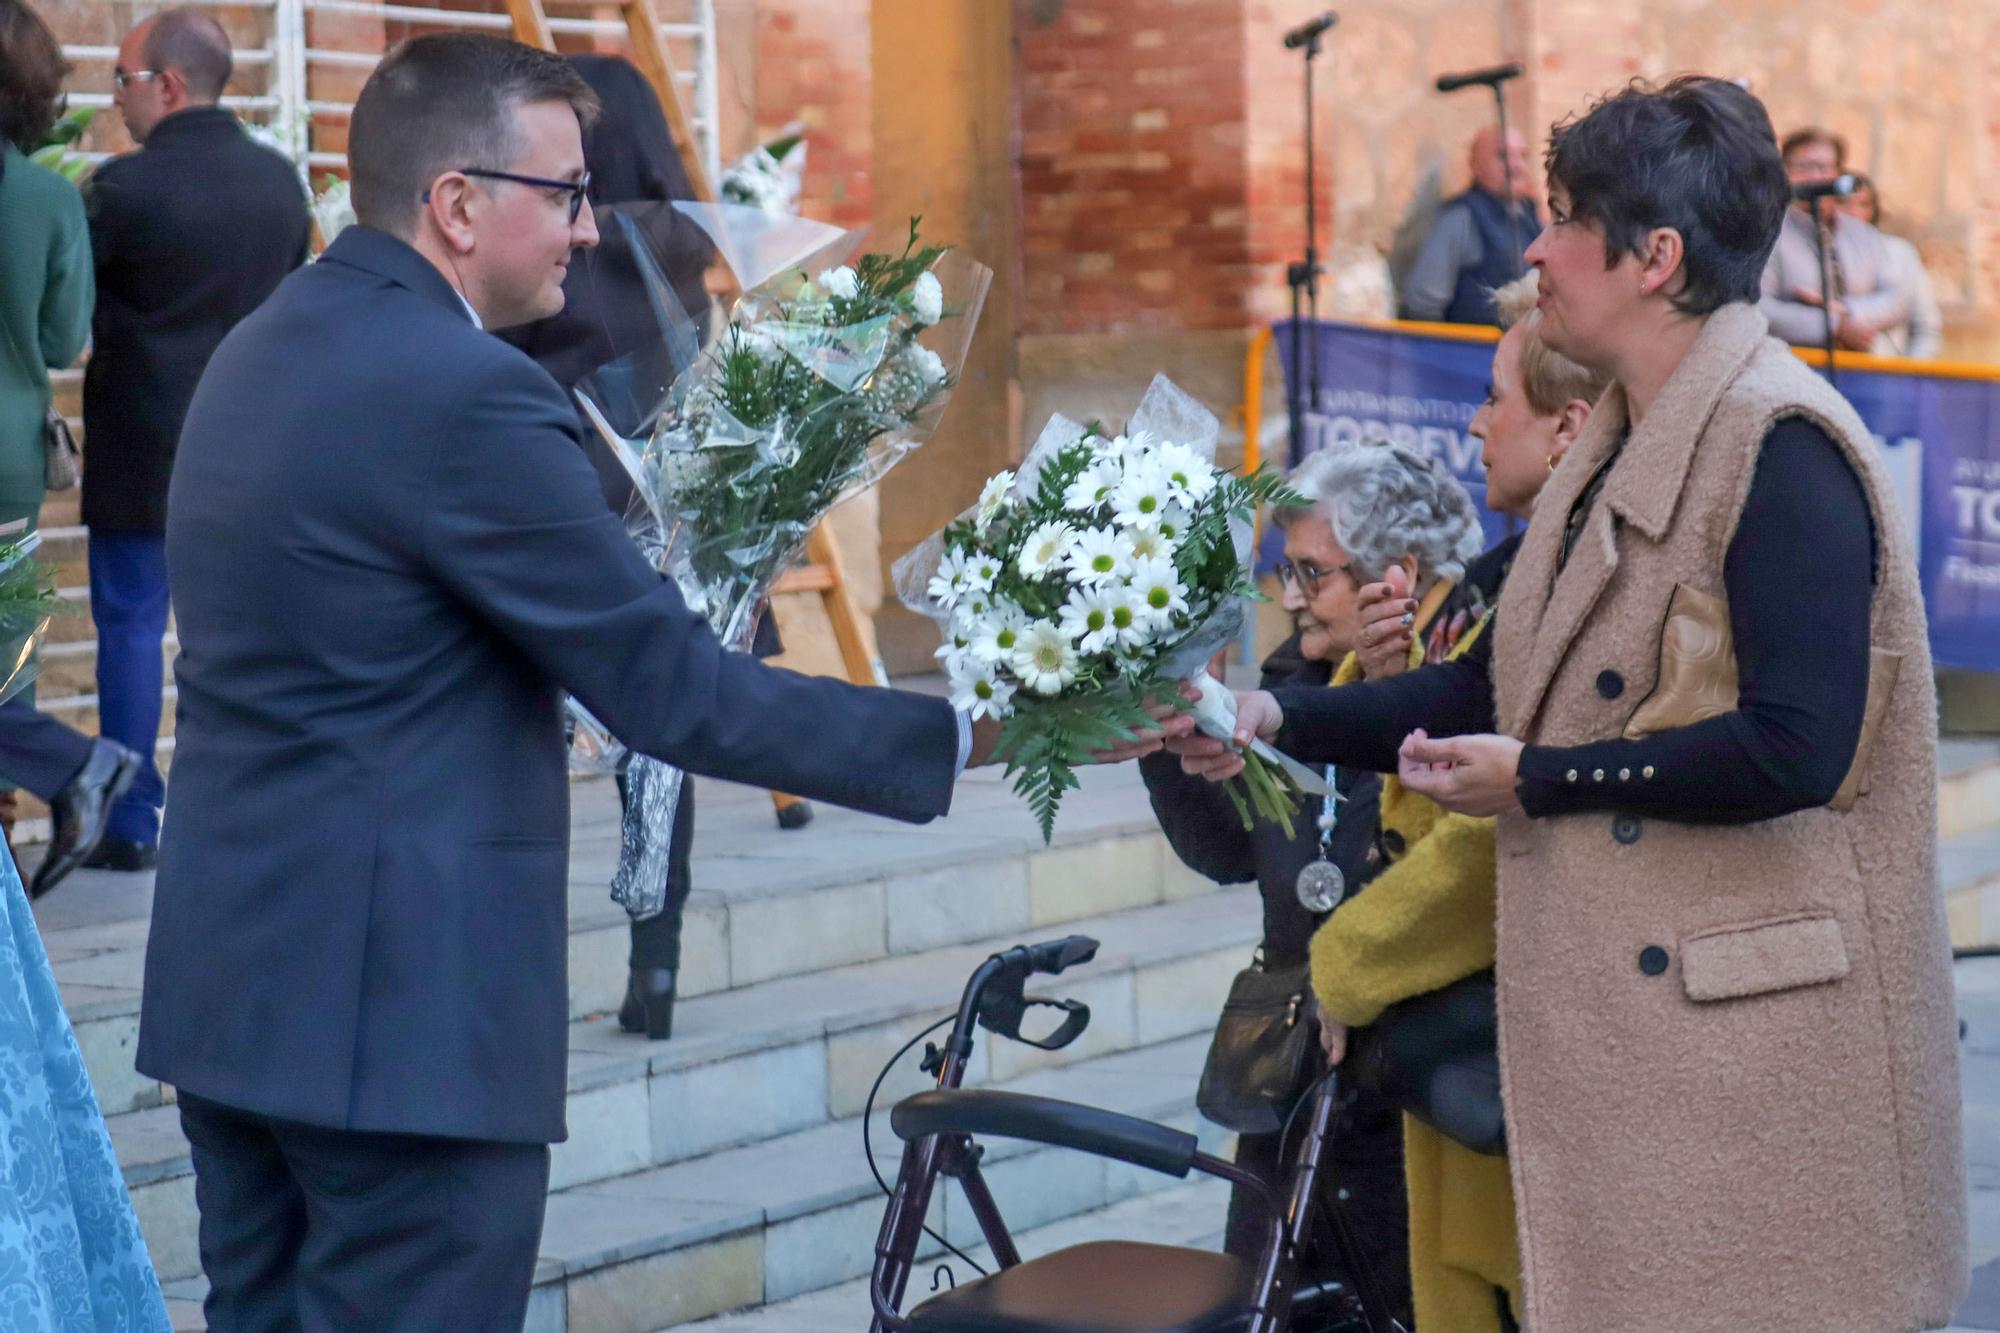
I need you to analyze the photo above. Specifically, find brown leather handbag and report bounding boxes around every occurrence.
[1196,957,1319,1135]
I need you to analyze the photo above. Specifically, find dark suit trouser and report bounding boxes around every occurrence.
[178,1091,550,1333]
[0,696,92,801]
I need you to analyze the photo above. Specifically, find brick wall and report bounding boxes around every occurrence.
[1014,0,1255,335]
[1523,0,1994,333]
[752,0,873,228]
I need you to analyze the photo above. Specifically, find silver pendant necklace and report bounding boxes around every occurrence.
[1294,764,1346,913]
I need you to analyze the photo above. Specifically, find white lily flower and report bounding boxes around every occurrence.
[1064,525,1135,587]
[1062,459,1121,514]
[818,266,861,300]
[949,655,1016,721]
[1017,521,1076,578]
[1156,441,1219,504]
[975,470,1015,533]
[1130,554,1190,626]
[912,270,945,326]
[968,602,1031,664]
[1058,585,1131,655]
[1013,619,1081,695]
[1110,461,1175,529]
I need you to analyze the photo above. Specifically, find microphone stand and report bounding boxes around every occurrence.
[1284,24,1327,465]
[1812,204,1838,385]
[1490,81,1524,280]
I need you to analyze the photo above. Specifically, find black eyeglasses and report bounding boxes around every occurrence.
[459,168,592,223]
[1275,556,1349,598]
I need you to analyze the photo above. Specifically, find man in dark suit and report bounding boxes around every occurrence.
[137,35,981,1331]
[84,7,310,870]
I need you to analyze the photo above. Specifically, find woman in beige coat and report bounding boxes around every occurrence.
[1172,76,1966,1331]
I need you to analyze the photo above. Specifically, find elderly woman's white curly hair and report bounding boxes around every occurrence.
[1277,439,1485,590]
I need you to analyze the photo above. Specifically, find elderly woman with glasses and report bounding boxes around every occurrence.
[1140,437,1482,1330]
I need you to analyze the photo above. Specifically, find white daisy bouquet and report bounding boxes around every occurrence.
[576,206,991,916]
[898,376,1308,840]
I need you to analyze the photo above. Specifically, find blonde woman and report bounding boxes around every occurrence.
[1310,270,1606,1333]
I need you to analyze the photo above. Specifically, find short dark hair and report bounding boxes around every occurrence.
[349,34,599,238]
[142,8,233,103]
[1545,76,1791,316]
[0,0,69,151]
[1780,126,1846,170]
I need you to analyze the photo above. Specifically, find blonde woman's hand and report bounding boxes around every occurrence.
[1319,1015,1349,1066]
[1354,565,1419,680]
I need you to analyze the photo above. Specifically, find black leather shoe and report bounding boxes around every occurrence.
[30,739,141,900]
[80,836,157,872]
[617,968,676,1040]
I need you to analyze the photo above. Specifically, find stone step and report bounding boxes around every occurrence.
[44,767,1223,1105]
[138,1032,1228,1330]
[36,633,178,699]
[1945,824,2000,950]
[1942,739,2000,842]
[107,888,1255,1286]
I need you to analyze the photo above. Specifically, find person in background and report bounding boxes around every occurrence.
[0,4,174,1325]
[1398,126,1542,324]
[0,0,143,898]
[1757,127,1909,353]
[1310,270,1608,1333]
[1842,174,1943,359]
[1141,440,1484,1331]
[501,53,726,1040]
[83,6,309,871]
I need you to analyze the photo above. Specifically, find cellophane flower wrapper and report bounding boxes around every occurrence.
[575,206,991,917]
[0,529,62,708]
[894,375,1308,841]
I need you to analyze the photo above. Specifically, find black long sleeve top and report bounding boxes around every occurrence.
[1270,418,1877,823]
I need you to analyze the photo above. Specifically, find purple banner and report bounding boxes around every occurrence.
[1273,320,1999,672]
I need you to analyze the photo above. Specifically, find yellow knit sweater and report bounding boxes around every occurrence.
[1308,626,1522,1332]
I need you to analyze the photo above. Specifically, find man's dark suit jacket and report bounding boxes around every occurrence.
[137,226,959,1144]
[83,106,309,533]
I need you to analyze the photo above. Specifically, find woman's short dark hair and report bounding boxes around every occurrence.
[1545,76,1791,315]
[0,0,71,151]
[349,33,599,237]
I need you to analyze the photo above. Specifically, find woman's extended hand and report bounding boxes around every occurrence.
[1319,1015,1348,1066]
[1396,729,1527,816]
[1355,566,1419,680]
[1161,687,1284,781]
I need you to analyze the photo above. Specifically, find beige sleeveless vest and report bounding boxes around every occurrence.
[1489,303,1965,1331]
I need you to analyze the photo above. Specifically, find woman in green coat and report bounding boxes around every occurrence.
[0,85,90,538]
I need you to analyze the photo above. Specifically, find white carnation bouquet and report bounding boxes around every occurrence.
[898,377,1315,840]
[577,205,990,916]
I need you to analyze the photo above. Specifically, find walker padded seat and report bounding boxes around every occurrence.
[904,1240,1258,1332]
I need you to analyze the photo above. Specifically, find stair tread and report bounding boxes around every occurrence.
[106,889,1251,1188]
[114,1033,1213,1285]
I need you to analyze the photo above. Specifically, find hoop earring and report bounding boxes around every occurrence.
[1547,453,1560,473]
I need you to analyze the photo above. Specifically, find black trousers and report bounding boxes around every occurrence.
[0,696,91,800]
[178,1091,550,1332]
[1225,1087,1413,1331]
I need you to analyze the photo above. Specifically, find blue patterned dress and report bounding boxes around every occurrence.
[0,852,168,1330]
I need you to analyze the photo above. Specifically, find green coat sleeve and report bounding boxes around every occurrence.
[1309,809,1499,1028]
[39,179,92,370]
